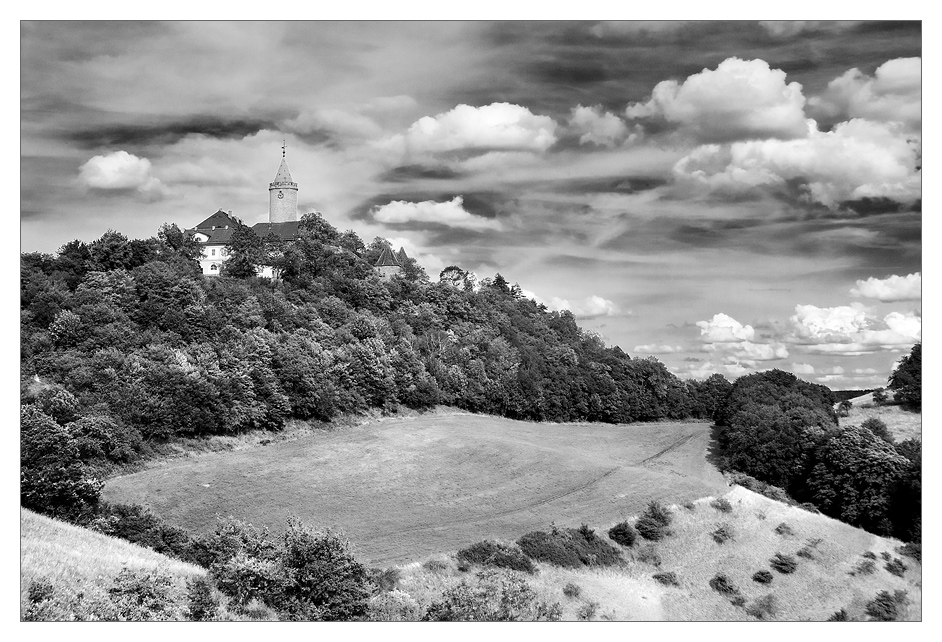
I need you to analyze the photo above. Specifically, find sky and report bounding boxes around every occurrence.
[20,20,923,389]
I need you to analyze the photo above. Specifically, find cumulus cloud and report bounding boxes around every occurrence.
[568,105,631,147]
[791,363,816,375]
[704,340,789,361]
[681,359,752,380]
[625,57,808,142]
[809,58,921,131]
[696,313,755,342]
[851,272,921,302]
[522,289,617,319]
[371,196,500,230]
[79,151,164,195]
[674,118,921,207]
[789,304,920,354]
[403,102,557,153]
[633,344,684,354]
[385,235,446,277]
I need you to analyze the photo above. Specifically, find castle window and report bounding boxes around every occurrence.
[211,249,216,256]
[210,264,218,271]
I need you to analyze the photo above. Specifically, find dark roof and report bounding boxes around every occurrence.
[192,227,234,244]
[397,247,409,262]
[251,221,301,241]
[192,210,239,231]
[374,245,401,268]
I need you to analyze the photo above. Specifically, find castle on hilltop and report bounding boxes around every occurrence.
[187,145,409,280]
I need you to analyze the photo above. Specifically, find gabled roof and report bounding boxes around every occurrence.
[397,247,409,263]
[191,209,239,231]
[374,245,401,268]
[251,221,301,241]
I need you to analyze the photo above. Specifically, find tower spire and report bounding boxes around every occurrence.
[282,139,286,158]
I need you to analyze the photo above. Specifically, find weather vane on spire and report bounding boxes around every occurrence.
[282,139,286,158]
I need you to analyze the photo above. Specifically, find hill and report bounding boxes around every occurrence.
[103,413,726,565]
[838,391,921,442]
[20,508,205,617]
[393,486,921,621]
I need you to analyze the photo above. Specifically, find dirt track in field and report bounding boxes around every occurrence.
[104,414,727,565]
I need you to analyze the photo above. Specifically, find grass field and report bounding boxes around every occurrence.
[395,487,922,621]
[104,413,727,565]
[20,508,205,617]
[838,391,921,442]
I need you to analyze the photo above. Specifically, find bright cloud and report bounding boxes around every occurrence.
[696,313,755,342]
[403,102,557,153]
[522,289,617,319]
[371,196,501,231]
[674,118,921,207]
[791,362,816,375]
[79,151,164,195]
[633,344,684,354]
[285,108,383,140]
[626,57,808,142]
[568,105,631,147]
[789,304,921,354]
[704,340,789,361]
[851,272,921,302]
[809,57,921,131]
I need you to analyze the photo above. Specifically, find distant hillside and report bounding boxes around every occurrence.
[838,391,921,443]
[20,508,205,617]
[393,487,921,621]
[831,389,875,403]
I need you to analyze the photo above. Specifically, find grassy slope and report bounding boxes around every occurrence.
[838,391,921,442]
[395,487,921,621]
[104,412,726,565]
[20,508,205,614]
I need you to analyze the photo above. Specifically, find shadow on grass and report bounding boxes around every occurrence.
[705,424,727,472]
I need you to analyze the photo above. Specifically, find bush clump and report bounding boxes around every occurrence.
[827,608,849,621]
[850,559,876,576]
[607,521,638,548]
[745,594,777,620]
[774,522,794,537]
[725,472,796,505]
[184,576,219,621]
[652,571,679,587]
[711,524,734,544]
[751,570,773,585]
[577,601,599,621]
[897,542,921,562]
[517,525,621,569]
[369,567,401,593]
[865,590,908,621]
[366,590,423,622]
[456,540,535,574]
[108,567,184,621]
[634,543,662,567]
[709,573,741,600]
[710,497,733,513]
[422,558,450,574]
[884,557,907,577]
[561,583,581,599]
[862,551,877,560]
[635,501,672,541]
[769,553,798,574]
[423,569,561,621]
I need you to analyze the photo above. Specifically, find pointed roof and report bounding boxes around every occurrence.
[397,247,409,263]
[374,245,401,268]
[272,156,294,184]
[192,209,239,231]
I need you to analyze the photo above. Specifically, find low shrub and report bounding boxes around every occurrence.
[367,590,423,622]
[562,583,581,599]
[517,526,621,569]
[884,558,907,577]
[683,501,696,510]
[711,524,734,544]
[422,558,450,574]
[708,573,741,598]
[108,567,185,621]
[897,542,921,563]
[774,522,794,537]
[710,497,733,513]
[27,578,55,605]
[751,570,773,585]
[634,544,662,567]
[827,608,849,621]
[184,576,219,621]
[725,472,796,505]
[652,571,679,587]
[865,590,908,621]
[863,551,877,560]
[799,502,821,514]
[423,569,561,621]
[456,540,535,574]
[880,551,892,562]
[755,510,767,521]
[731,596,746,608]
[796,547,815,560]
[745,594,777,620]
[861,417,893,443]
[87,502,198,565]
[769,553,798,574]
[369,567,401,593]
[850,559,875,576]
[577,601,599,621]
[608,521,638,548]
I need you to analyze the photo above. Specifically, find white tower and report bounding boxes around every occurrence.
[269,142,298,223]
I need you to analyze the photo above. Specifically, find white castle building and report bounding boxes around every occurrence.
[187,146,408,280]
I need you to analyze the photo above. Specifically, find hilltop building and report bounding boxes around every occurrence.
[188,146,407,280]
